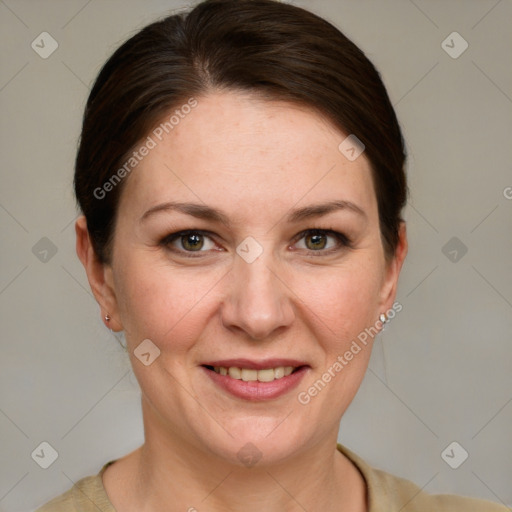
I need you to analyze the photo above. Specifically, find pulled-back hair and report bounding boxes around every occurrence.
[75,0,407,264]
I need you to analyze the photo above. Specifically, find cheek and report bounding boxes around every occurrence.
[114,257,225,350]
[291,267,380,425]
[293,260,382,346]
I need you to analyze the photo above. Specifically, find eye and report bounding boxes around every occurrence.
[161,230,218,255]
[160,228,351,258]
[294,229,351,254]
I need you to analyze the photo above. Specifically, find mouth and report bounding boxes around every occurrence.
[200,359,309,401]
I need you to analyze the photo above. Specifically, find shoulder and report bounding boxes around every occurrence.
[337,443,509,512]
[369,464,508,511]
[35,462,116,512]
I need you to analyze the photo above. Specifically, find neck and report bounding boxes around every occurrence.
[108,400,367,512]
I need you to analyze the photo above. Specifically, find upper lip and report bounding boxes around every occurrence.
[201,358,308,370]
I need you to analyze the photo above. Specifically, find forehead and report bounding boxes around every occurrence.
[119,91,377,222]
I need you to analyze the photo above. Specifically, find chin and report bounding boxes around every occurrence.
[197,417,307,468]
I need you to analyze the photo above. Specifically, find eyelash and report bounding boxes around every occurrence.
[159,228,352,258]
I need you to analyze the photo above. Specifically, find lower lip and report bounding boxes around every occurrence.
[202,366,309,401]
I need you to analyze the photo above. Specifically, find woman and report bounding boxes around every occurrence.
[36,0,507,510]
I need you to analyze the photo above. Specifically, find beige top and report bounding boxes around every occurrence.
[36,443,508,511]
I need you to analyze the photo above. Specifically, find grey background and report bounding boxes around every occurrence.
[0,0,511,510]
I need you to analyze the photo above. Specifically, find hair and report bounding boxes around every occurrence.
[75,0,408,264]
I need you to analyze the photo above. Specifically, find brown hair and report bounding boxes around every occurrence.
[75,0,407,264]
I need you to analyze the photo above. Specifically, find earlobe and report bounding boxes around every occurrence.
[75,216,123,332]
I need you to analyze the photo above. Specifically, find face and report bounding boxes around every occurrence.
[81,91,406,466]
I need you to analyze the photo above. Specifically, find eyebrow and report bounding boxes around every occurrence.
[287,200,366,223]
[139,199,367,225]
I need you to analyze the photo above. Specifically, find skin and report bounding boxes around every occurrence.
[76,90,407,511]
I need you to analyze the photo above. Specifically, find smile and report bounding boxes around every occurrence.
[201,359,309,401]
[207,365,296,382]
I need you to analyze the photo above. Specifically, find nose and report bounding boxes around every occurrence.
[220,251,295,341]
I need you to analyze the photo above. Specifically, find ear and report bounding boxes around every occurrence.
[75,216,123,331]
[377,221,408,314]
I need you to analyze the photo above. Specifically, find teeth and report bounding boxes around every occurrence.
[212,366,297,382]
[241,369,258,382]
[274,367,285,379]
[257,369,275,382]
[228,367,241,379]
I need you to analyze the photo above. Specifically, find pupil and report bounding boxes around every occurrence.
[183,233,203,251]
[307,233,326,250]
